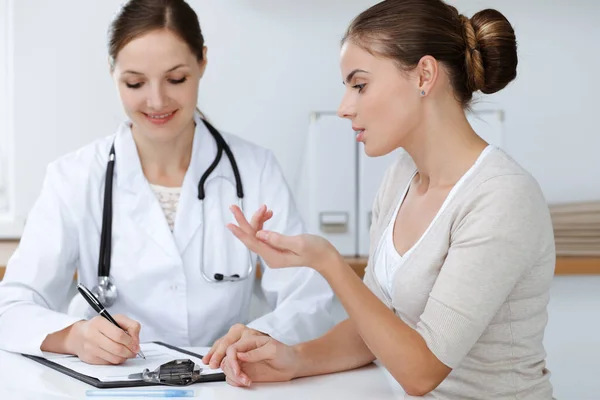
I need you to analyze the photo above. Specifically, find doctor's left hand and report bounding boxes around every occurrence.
[202,324,269,370]
[227,205,341,273]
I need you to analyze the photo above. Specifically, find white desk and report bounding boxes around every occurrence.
[0,347,407,399]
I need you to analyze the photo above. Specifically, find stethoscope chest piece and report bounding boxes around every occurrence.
[91,275,118,307]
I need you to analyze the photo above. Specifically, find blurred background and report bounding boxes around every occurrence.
[0,1,598,398]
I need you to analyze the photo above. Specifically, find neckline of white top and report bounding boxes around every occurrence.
[149,183,183,194]
[386,144,496,261]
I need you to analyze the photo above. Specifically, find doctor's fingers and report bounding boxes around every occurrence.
[204,325,237,365]
[202,338,219,365]
[79,353,118,366]
[80,328,131,365]
[112,314,142,343]
[91,317,139,354]
[202,338,220,366]
[87,344,130,365]
[94,328,138,360]
[206,337,233,369]
[205,324,245,369]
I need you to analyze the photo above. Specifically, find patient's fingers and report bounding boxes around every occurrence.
[230,205,254,234]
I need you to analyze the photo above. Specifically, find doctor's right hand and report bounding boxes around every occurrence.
[68,314,142,365]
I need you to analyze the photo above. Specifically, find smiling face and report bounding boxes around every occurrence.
[337,41,423,157]
[111,28,207,143]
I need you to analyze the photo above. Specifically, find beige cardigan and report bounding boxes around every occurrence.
[363,148,555,399]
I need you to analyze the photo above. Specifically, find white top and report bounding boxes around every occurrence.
[374,145,494,301]
[372,172,414,300]
[149,184,182,232]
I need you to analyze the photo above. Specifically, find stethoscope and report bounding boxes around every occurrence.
[91,119,255,307]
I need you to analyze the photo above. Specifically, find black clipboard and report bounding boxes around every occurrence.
[21,341,226,388]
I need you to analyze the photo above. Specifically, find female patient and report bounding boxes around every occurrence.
[214,0,555,398]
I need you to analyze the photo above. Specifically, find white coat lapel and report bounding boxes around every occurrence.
[114,123,181,261]
[172,117,218,254]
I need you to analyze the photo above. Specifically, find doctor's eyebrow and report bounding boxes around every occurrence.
[122,64,189,76]
[344,69,369,84]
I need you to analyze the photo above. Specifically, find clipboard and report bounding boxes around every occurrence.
[21,341,226,388]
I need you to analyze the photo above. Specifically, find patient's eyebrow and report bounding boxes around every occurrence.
[344,69,369,84]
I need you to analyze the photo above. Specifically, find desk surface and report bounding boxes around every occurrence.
[2,256,600,280]
[0,347,406,399]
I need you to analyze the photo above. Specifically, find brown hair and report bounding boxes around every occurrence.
[108,0,207,118]
[342,0,518,107]
[108,0,205,68]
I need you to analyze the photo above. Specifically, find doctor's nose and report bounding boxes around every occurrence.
[146,84,168,110]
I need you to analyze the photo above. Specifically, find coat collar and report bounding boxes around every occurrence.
[110,112,231,259]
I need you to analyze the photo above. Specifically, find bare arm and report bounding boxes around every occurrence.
[223,278,443,394]
[221,317,376,387]
[317,257,450,396]
[226,205,446,394]
[293,318,375,378]
[309,176,550,396]
[40,323,79,354]
[226,169,545,396]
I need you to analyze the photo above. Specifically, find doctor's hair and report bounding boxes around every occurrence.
[107,0,205,69]
[108,0,207,119]
[342,0,518,107]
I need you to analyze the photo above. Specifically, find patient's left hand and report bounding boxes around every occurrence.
[221,334,299,387]
[227,205,340,273]
[202,324,269,370]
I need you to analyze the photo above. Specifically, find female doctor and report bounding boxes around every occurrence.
[0,0,334,365]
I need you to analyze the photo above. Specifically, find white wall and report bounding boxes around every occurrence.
[1,2,599,397]
[460,0,600,205]
[0,0,14,221]
[1,0,599,237]
[5,0,127,236]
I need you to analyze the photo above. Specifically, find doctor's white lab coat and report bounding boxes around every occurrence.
[0,116,336,357]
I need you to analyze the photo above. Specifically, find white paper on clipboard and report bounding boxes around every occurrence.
[42,343,223,382]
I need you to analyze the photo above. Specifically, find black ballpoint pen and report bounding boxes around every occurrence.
[77,283,146,359]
